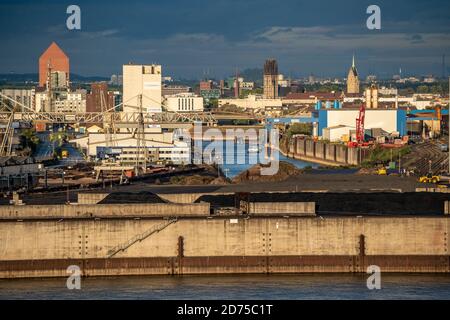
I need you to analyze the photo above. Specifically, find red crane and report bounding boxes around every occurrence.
[348,103,367,148]
[356,103,365,144]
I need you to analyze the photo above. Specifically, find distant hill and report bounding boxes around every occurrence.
[0,73,109,83]
[0,73,37,82]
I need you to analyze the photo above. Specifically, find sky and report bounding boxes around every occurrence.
[0,0,449,79]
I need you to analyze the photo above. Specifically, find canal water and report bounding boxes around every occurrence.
[200,140,318,178]
[0,274,449,299]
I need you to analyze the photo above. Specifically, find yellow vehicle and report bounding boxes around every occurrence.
[61,150,69,159]
[419,173,440,184]
[377,167,387,175]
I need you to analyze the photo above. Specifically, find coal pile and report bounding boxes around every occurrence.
[98,192,166,204]
[196,192,449,216]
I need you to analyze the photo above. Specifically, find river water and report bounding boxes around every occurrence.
[0,274,449,299]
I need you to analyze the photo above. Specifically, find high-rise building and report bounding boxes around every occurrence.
[53,90,87,113]
[234,78,240,98]
[50,71,68,89]
[123,64,162,113]
[86,82,115,112]
[263,59,279,99]
[346,55,360,94]
[38,42,69,88]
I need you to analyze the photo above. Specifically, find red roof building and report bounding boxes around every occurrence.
[38,42,69,87]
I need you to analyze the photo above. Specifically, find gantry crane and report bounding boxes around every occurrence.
[0,91,217,175]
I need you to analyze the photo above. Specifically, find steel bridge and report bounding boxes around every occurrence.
[0,111,217,125]
[0,92,217,158]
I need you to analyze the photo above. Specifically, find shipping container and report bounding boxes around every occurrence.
[124,170,135,178]
[35,122,46,132]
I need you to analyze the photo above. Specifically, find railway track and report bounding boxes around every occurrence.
[402,140,449,175]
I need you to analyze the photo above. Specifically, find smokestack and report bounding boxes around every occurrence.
[234,69,239,98]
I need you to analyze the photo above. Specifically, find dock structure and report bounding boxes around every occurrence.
[0,191,449,278]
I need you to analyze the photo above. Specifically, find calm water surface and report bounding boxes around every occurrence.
[1,274,449,300]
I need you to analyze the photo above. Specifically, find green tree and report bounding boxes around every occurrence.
[417,85,429,93]
[286,123,313,138]
[19,129,40,153]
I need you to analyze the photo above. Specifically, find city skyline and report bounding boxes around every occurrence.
[0,0,450,78]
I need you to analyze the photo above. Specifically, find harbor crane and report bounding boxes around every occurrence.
[348,103,369,148]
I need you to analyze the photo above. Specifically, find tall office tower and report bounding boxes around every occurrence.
[123,64,162,113]
[346,55,360,94]
[263,59,279,99]
[86,82,115,112]
[38,42,69,88]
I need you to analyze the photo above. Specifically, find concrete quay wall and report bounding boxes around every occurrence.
[249,202,315,215]
[285,138,364,166]
[76,192,222,205]
[0,203,210,219]
[0,215,449,277]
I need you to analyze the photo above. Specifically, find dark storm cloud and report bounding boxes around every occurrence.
[0,0,449,78]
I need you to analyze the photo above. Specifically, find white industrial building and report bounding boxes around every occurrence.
[219,95,282,110]
[71,128,191,165]
[54,90,87,113]
[123,64,162,113]
[318,109,407,137]
[35,89,86,113]
[322,125,353,142]
[163,93,204,112]
[239,81,255,90]
[1,88,35,112]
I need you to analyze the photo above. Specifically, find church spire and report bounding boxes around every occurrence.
[347,53,360,94]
